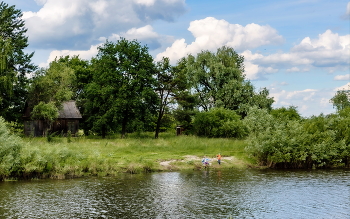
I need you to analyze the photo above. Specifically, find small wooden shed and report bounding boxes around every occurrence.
[23,100,82,136]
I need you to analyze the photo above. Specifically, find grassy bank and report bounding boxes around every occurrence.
[15,133,253,180]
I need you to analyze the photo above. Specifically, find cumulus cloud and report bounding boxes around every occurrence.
[335,82,350,91]
[23,0,186,50]
[269,86,335,117]
[156,17,284,63]
[334,74,350,81]
[242,30,350,79]
[105,25,163,50]
[40,24,172,67]
[343,2,350,19]
[39,44,100,67]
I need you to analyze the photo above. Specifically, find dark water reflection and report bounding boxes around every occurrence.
[0,169,349,218]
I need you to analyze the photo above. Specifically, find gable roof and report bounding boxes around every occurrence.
[23,100,82,119]
[58,100,82,119]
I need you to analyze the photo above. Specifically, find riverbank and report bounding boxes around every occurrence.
[12,133,255,180]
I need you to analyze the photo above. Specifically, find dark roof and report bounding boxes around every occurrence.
[58,100,82,119]
[23,100,82,119]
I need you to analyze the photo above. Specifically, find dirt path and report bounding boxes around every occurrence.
[159,155,241,168]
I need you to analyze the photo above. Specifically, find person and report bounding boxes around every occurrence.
[216,153,222,165]
[202,156,210,167]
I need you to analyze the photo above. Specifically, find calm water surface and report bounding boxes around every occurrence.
[0,169,349,218]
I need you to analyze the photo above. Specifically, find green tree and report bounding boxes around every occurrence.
[154,57,177,138]
[270,106,301,121]
[28,61,75,108]
[27,60,75,135]
[330,90,350,112]
[184,46,274,117]
[0,2,36,122]
[193,107,248,138]
[84,39,158,138]
[54,55,92,100]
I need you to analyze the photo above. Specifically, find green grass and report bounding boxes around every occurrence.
[17,132,254,179]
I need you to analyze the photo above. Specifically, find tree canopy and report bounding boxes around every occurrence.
[83,39,158,138]
[181,46,274,117]
[0,2,36,122]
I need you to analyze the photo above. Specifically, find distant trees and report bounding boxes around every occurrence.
[0,2,36,122]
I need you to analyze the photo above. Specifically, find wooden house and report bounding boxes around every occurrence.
[23,100,82,136]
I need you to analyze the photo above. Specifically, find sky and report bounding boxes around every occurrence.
[6,0,350,117]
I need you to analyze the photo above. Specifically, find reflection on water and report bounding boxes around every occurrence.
[0,169,349,218]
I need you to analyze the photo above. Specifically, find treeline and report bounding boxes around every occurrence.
[1,2,349,170]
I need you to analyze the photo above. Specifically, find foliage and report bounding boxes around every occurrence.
[182,46,274,117]
[0,2,36,122]
[270,106,301,121]
[193,108,248,138]
[154,57,177,138]
[244,107,350,168]
[31,101,59,124]
[330,90,350,112]
[0,117,22,180]
[84,38,158,138]
[28,61,75,108]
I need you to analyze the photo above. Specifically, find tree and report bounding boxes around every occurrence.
[270,106,301,121]
[0,2,36,122]
[28,61,75,108]
[193,107,248,138]
[154,57,177,138]
[184,46,274,117]
[27,60,75,135]
[84,39,158,138]
[330,90,350,112]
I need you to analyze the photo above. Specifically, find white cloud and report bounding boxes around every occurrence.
[156,17,284,63]
[334,82,350,91]
[23,0,186,50]
[40,24,169,67]
[239,30,350,80]
[334,74,350,81]
[40,44,101,67]
[269,86,335,117]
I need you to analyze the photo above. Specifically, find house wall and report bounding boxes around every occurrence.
[24,119,80,137]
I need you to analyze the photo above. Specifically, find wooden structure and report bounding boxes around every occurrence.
[23,100,82,136]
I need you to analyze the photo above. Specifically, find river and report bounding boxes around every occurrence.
[0,169,349,218]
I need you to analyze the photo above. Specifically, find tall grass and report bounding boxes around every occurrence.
[10,132,249,180]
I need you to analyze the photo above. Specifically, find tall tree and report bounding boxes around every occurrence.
[184,46,274,117]
[0,2,36,122]
[330,90,350,112]
[154,57,177,139]
[27,61,75,134]
[84,39,157,138]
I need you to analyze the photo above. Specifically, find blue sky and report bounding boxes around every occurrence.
[7,0,350,117]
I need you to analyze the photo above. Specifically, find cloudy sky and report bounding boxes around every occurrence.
[8,0,350,117]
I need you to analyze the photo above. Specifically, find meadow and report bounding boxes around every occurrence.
[16,132,253,180]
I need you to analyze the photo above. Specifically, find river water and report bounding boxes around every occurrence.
[0,169,349,218]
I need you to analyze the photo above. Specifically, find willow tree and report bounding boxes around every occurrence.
[0,2,36,122]
[183,46,274,117]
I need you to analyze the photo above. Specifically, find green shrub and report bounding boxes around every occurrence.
[244,107,350,168]
[193,107,248,138]
[0,117,23,179]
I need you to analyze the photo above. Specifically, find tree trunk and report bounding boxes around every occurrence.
[121,115,127,139]
[154,110,163,139]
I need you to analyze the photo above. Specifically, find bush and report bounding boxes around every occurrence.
[0,117,23,179]
[244,107,350,168]
[193,108,248,138]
